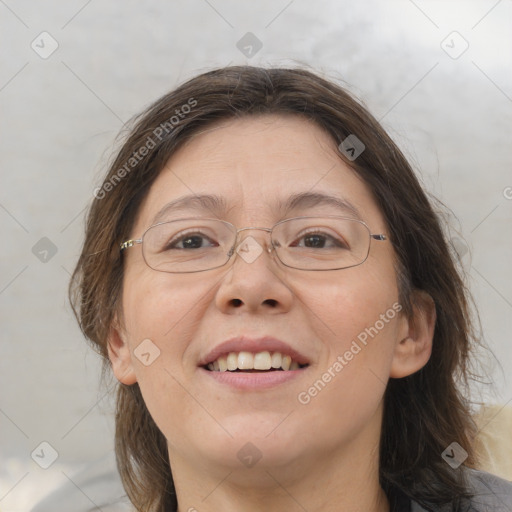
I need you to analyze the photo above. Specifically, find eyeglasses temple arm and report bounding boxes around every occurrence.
[120,239,142,251]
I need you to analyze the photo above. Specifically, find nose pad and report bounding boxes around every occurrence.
[234,234,274,265]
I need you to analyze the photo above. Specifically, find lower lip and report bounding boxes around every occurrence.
[199,367,306,390]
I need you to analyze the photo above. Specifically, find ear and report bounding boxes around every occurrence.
[107,313,137,385]
[390,290,436,378]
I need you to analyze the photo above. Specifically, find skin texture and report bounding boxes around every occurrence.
[108,114,436,512]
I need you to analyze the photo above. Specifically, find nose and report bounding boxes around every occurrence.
[214,228,294,314]
[230,226,274,264]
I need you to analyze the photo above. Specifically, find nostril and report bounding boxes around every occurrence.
[231,298,243,307]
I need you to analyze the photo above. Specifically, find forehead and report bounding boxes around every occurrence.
[134,114,384,230]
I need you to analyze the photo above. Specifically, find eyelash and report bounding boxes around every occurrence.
[165,228,347,250]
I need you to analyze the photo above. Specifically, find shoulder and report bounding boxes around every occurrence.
[462,467,512,510]
[410,467,512,512]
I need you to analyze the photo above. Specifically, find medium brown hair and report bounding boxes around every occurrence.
[70,65,482,511]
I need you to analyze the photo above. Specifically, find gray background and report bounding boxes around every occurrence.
[1,0,511,510]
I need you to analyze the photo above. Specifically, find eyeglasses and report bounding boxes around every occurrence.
[120,216,387,273]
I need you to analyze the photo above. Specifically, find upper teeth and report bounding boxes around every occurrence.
[207,351,301,372]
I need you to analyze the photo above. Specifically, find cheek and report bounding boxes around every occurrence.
[294,270,401,444]
[121,272,205,385]
[120,274,206,438]
[303,257,400,352]
[123,271,199,337]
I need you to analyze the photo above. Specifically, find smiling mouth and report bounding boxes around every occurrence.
[203,351,309,372]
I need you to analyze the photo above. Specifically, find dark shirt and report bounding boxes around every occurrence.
[388,468,512,511]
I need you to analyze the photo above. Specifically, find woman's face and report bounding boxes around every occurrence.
[111,114,424,482]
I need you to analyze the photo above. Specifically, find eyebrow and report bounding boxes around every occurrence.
[150,191,361,225]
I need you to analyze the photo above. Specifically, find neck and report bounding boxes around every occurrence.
[170,410,390,512]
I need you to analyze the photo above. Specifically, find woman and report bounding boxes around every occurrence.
[70,65,512,511]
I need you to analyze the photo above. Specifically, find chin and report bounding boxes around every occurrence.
[188,416,309,471]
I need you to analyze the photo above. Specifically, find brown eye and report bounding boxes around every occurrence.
[291,229,349,250]
[165,232,218,250]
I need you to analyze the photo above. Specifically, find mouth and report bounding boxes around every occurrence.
[198,336,311,389]
[203,351,309,372]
